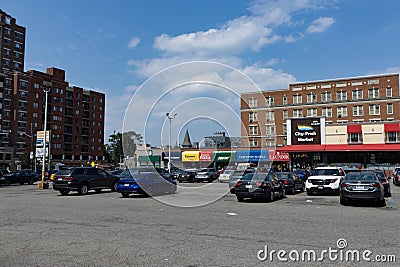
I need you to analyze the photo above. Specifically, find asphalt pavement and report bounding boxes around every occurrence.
[0,182,399,266]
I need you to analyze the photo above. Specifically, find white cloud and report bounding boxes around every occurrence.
[128,37,141,48]
[306,17,335,33]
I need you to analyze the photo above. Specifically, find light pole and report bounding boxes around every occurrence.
[40,86,50,189]
[166,113,177,173]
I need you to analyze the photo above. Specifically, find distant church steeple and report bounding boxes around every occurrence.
[181,129,193,148]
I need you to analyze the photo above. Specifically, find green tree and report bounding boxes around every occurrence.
[106,130,143,168]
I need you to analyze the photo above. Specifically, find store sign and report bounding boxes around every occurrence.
[182,151,199,162]
[291,118,321,145]
[36,131,50,147]
[268,151,289,161]
[199,151,212,162]
[236,150,268,162]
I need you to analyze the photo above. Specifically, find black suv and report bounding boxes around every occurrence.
[52,167,120,195]
[3,170,40,185]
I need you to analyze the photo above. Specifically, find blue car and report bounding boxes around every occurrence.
[116,170,177,198]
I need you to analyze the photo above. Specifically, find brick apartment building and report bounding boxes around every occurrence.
[0,9,105,170]
[241,73,400,168]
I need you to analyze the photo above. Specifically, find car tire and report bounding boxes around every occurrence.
[300,184,305,192]
[95,189,102,193]
[60,190,70,196]
[377,198,386,207]
[340,196,347,205]
[121,192,129,198]
[111,182,117,192]
[28,179,34,185]
[290,186,295,195]
[237,196,244,202]
[78,184,89,195]
[269,190,274,202]
[145,187,153,197]
[19,182,25,185]
[306,190,313,196]
[5,180,10,186]
[281,187,286,198]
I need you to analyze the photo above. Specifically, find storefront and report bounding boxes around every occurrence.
[137,155,161,167]
[212,151,236,170]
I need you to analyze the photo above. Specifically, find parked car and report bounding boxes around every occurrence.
[234,172,285,202]
[306,167,345,195]
[194,168,219,183]
[393,171,400,186]
[218,169,234,183]
[274,172,305,194]
[52,167,120,195]
[293,169,311,182]
[3,170,40,185]
[116,169,177,197]
[374,170,391,197]
[0,175,5,186]
[229,168,256,193]
[175,168,198,183]
[339,171,385,206]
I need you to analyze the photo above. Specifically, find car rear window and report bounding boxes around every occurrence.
[56,169,73,175]
[345,173,376,182]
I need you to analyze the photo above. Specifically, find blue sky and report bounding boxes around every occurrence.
[3,0,400,147]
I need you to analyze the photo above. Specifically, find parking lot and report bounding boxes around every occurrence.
[0,182,399,266]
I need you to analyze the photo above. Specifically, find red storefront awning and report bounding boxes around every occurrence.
[277,143,400,152]
[347,124,362,133]
[384,123,400,132]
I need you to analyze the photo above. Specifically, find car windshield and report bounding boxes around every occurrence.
[222,170,234,175]
[345,173,376,182]
[312,169,340,176]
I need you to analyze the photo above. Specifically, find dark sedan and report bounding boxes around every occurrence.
[175,168,198,183]
[339,171,385,206]
[274,172,305,194]
[229,168,256,194]
[234,172,285,202]
[3,170,40,185]
[374,170,391,197]
[116,170,177,197]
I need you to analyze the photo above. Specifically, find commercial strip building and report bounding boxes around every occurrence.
[241,73,400,170]
[0,10,105,170]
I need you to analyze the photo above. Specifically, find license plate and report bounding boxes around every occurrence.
[124,184,130,187]
[58,178,62,181]
[246,185,252,189]
[355,186,365,190]
[317,186,324,190]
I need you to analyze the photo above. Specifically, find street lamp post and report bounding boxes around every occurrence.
[166,113,177,173]
[39,86,50,189]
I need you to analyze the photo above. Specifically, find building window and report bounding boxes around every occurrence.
[33,103,39,108]
[283,124,287,135]
[266,111,274,122]
[337,107,348,118]
[352,89,363,100]
[348,133,362,144]
[307,93,316,103]
[322,107,332,117]
[248,97,257,108]
[4,38,11,45]
[386,87,392,97]
[14,42,23,49]
[282,110,288,120]
[3,48,10,56]
[336,91,347,101]
[282,95,287,105]
[321,92,332,102]
[249,112,257,122]
[266,125,275,135]
[369,104,380,115]
[293,94,302,104]
[386,132,400,143]
[249,125,258,135]
[293,109,302,118]
[249,139,258,147]
[34,83,40,89]
[368,88,380,99]
[266,96,274,106]
[353,106,363,116]
[306,108,317,117]
[387,103,393,114]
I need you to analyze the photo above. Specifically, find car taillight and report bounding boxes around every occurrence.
[236,181,242,187]
[371,183,380,187]
[283,180,289,185]
[256,181,264,187]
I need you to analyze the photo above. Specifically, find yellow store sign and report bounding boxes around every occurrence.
[182,151,199,162]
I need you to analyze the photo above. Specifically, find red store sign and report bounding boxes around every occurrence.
[199,151,213,162]
[269,151,289,161]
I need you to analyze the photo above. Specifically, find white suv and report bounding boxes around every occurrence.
[306,167,345,195]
